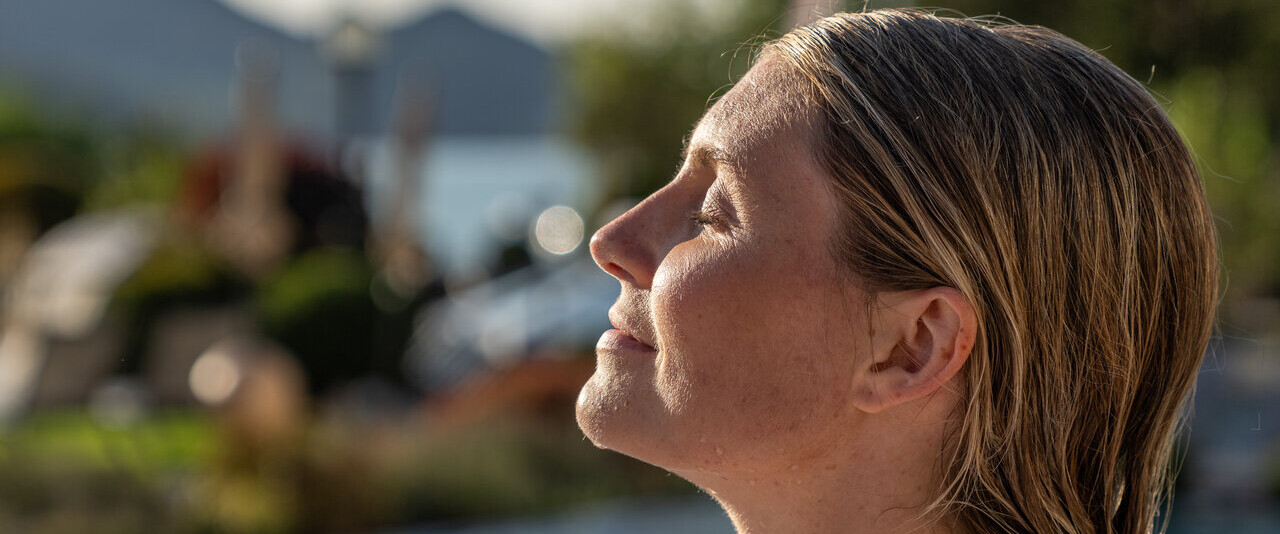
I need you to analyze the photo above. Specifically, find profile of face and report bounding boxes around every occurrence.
[577,12,1217,533]
[577,58,878,477]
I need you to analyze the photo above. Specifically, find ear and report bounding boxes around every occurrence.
[851,287,976,414]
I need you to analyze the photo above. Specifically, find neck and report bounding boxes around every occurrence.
[677,414,961,534]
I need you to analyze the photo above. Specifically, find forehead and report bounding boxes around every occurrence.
[688,57,816,164]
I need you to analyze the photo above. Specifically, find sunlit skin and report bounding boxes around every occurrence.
[578,58,977,534]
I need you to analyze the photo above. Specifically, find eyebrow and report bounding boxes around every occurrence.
[680,136,733,169]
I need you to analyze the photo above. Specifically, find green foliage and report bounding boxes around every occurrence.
[0,408,692,533]
[383,416,695,522]
[0,89,96,234]
[256,248,371,323]
[85,128,186,210]
[254,247,377,392]
[194,472,298,534]
[115,240,236,308]
[567,0,790,203]
[1165,71,1280,301]
[0,86,187,226]
[0,410,215,534]
[0,410,216,475]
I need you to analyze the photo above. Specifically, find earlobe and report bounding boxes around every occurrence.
[852,287,976,413]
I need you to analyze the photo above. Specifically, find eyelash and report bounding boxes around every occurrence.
[688,209,722,227]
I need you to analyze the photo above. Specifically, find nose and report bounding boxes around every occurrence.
[590,203,655,288]
[590,185,698,289]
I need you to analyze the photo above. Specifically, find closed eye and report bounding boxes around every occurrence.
[688,209,725,227]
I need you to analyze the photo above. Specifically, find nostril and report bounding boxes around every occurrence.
[588,230,628,281]
[601,261,637,286]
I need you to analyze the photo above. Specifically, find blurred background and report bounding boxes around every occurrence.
[0,0,1275,532]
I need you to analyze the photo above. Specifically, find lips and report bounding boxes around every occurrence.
[597,329,658,354]
[607,307,658,351]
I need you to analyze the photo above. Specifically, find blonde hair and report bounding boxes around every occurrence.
[767,10,1218,534]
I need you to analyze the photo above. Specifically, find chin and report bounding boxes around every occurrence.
[576,371,641,448]
[574,378,613,449]
[575,369,685,467]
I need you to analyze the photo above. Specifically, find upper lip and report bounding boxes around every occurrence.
[608,307,657,350]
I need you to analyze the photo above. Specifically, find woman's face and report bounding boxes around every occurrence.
[578,59,872,476]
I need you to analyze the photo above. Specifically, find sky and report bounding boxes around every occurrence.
[217,0,737,46]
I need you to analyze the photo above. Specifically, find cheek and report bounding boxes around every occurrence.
[649,239,858,444]
[654,235,851,359]
[652,243,776,374]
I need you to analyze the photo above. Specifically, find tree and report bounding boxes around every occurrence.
[567,0,791,203]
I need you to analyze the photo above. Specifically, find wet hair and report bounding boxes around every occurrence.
[767,9,1218,534]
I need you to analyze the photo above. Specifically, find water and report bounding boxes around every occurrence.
[364,136,599,276]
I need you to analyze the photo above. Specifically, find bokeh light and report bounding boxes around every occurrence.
[189,343,243,406]
[532,205,584,255]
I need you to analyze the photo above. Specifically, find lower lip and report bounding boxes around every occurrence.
[597,329,657,354]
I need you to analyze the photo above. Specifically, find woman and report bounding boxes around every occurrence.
[578,9,1218,534]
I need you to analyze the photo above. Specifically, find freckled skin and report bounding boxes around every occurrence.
[579,57,975,534]
[578,59,873,476]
